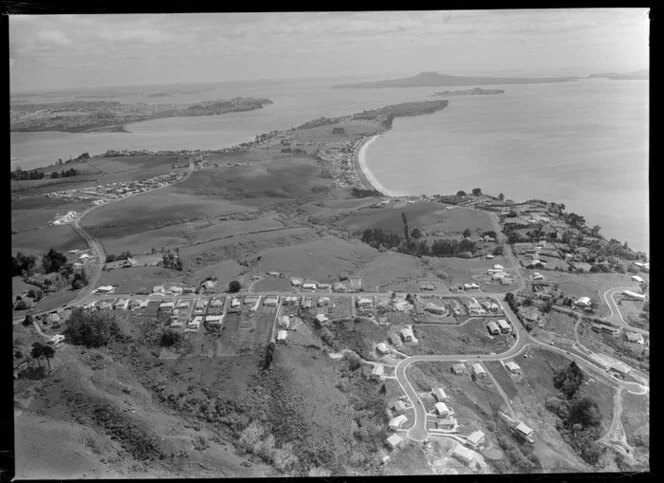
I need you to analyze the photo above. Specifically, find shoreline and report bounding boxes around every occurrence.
[354,134,407,198]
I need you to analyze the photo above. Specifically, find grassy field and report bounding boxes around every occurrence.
[382,444,433,476]
[256,235,378,282]
[555,272,635,317]
[177,151,335,205]
[484,361,520,402]
[97,266,186,293]
[542,311,578,341]
[351,252,426,292]
[621,391,649,448]
[12,224,87,256]
[400,319,514,356]
[11,197,92,233]
[336,201,492,236]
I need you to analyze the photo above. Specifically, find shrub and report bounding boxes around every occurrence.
[228,280,241,293]
[160,330,182,347]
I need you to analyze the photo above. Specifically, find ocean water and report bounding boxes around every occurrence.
[366,79,649,254]
[10,76,648,253]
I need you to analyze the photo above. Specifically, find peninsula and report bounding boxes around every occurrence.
[333,71,578,89]
[431,87,505,97]
[588,70,649,80]
[10,97,274,133]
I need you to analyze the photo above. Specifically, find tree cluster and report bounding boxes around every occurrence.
[162,251,183,271]
[12,252,38,277]
[71,269,89,289]
[553,361,584,399]
[63,308,119,348]
[50,168,79,179]
[41,248,69,274]
[11,167,45,180]
[351,187,382,198]
[360,227,476,258]
[105,251,133,263]
[30,342,55,370]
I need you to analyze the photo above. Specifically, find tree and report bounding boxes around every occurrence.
[63,308,118,348]
[31,342,44,368]
[498,193,505,201]
[411,227,423,239]
[41,345,55,370]
[567,213,586,229]
[590,225,601,237]
[553,361,585,399]
[50,171,60,179]
[228,280,241,293]
[463,228,472,238]
[23,314,34,327]
[72,269,88,289]
[42,248,68,274]
[160,330,182,347]
[566,397,602,428]
[456,190,466,197]
[472,188,482,196]
[493,245,504,256]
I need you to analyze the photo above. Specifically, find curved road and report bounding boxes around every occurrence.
[13,159,195,324]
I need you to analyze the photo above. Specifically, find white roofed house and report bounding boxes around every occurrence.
[400,326,417,343]
[302,281,317,291]
[276,330,288,342]
[505,361,521,374]
[436,417,458,431]
[169,286,183,295]
[153,285,166,294]
[622,290,646,302]
[356,297,373,309]
[433,387,448,402]
[625,332,644,344]
[425,302,448,316]
[388,414,408,431]
[452,444,475,465]
[497,319,512,333]
[95,285,115,294]
[391,400,407,414]
[370,363,384,381]
[434,402,451,417]
[291,277,303,287]
[466,430,486,449]
[631,275,646,284]
[515,423,535,444]
[113,298,129,311]
[263,296,279,307]
[205,314,224,326]
[487,320,500,335]
[376,343,389,355]
[575,296,591,308]
[159,301,175,311]
[386,433,404,450]
[314,313,328,326]
[472,363,487,378]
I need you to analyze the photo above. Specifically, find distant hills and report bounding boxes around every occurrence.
[431,88,504,97]
[588,70,649,80]
[332,72,579,89]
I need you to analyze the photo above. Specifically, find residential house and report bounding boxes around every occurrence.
[96,285,115,294]
[505,361,521,374]
[317,283,331,290]
[463,282,480,291]
[419,282,435,291]
[169,286,183,295]
[500,277,513,286]
[276,330,288,342]
[388,332,403,348]
[575,296,592,308]
[487,321,500,335]
[425,302,448,316]
[357,297,373,309]
[515,423,535,443]
[400,327,417,343]
[452,444,475,465]
[153,285,166,294]
[592,324,620,335]
[472,363,487,378]
[388,414,408,431]
[291,278,303,287]
[466,430,486,449]
[497,319,512,333]
[301,298,313,309]
[483,301,501,313]
[452,364,465,375]
[437,417,457,430]
[394,300,411,312]
[302,281,317,291]
[128,299,142,310]
[317,297,331,307]
[314,313,328,326]
[278,315,290,329]
[391,400,407,414]
[159,301,175,311]
[114,299,129,311]
[434,402,451,417]
[263,296,279,307]
[332,282,347,292]
[230,297,241,310]
[622,290,646,302]
[205,314,224,326]
[433,387,448,402]
[493,264,504,270]
[386,433,404,449]
[370,364,384,381]
[202,280,216,291]
[182,286,195,294]
[376,343,389,355]
[625,332,644,344]
[194,298,208,314]
[531,272,544,281]
[349,278,363,291]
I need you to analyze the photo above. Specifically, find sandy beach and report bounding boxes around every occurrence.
[356,134,399,197]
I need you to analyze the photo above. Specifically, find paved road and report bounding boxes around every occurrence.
[13,160,195,325]
[601,287,649,335]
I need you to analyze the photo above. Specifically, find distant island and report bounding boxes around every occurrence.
[431,87,505,97]
[10,97,274,133]
[588,70,649,80]
[333,71,578,89]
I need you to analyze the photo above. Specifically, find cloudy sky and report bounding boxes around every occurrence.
[10,9,649,92]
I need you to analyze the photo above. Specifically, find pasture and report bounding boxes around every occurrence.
[12,225,86,256]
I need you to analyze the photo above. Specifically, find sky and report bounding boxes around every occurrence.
[10,9,650,92]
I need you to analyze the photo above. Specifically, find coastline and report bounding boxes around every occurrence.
[354,134,399,197]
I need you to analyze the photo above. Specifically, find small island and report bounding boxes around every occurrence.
[10,97,274,133]
[431,87,505,97]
